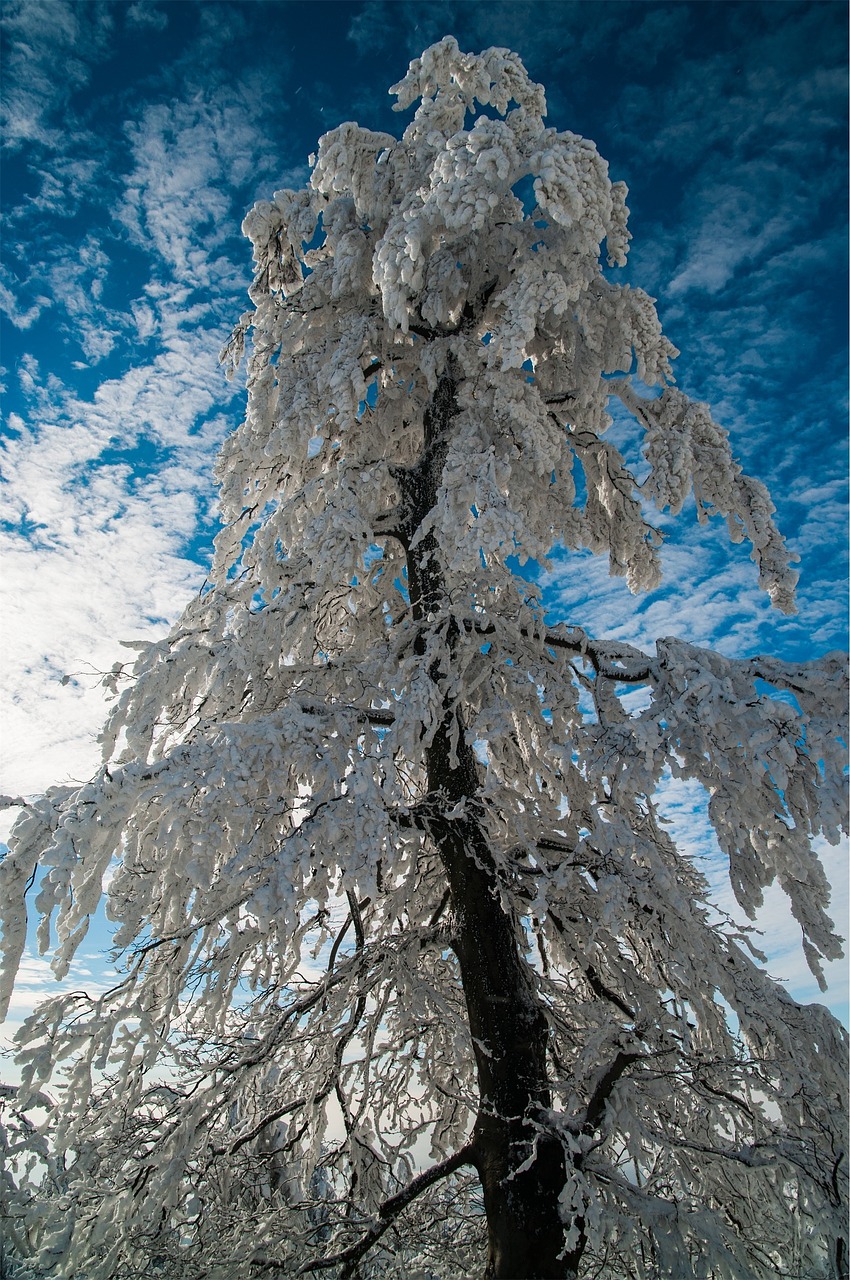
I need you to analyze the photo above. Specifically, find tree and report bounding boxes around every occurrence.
[1,37,847,1280]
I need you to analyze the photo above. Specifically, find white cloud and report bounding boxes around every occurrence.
[0,503,205,801]
[125,1,168,33]
[21,153,104,215]
[666,171,813,300]
[116,95,268,285]
[131,300,158,342]
[540,520,797,660]
[0,57,293,822]
[0,330,240,806]
[0,0,113,151]
[0,279,50,330]
[2,230,125,365]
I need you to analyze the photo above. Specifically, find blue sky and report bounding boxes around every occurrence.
[1,0,847,1026]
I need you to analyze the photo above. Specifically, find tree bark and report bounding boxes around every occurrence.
[400,366,580,1279]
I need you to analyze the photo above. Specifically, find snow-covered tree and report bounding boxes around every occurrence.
[1,38,847,1280]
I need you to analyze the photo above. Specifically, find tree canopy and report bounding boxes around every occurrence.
[1,37,847,1280]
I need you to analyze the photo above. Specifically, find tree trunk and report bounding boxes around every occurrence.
[399,366,581,1279]
[430,795,578,1279]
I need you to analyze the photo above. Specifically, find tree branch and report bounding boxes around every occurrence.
[213,1097,307,1157]
[294,1142,476,1276]
[346,889,365,950]
[583,1051,641,1136]
[297,619,656,734]
[461,618,657,682]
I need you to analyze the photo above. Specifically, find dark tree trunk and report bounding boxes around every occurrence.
[398,366,582,1279]
[429,796,579,1279]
